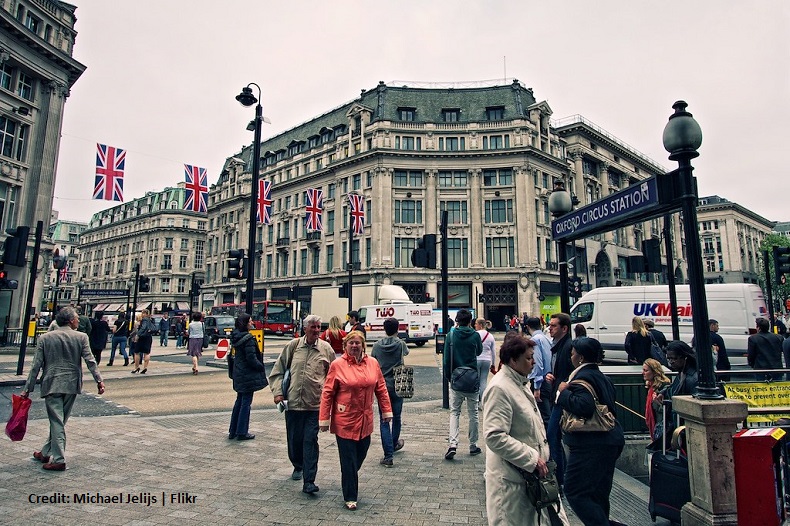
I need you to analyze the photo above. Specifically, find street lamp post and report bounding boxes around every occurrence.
[548,180,573,313]
[76,279,85,308]
[236,83,263,316]
[662,100,721,400]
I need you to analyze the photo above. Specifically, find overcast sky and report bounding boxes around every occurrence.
[52,0,789,225]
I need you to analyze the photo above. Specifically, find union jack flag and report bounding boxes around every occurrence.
[59,260,69,282]
[306,188,323,231]
[349,193,365,236]
[183,164,208,213]
[93,143,125,201]
[257,179,272,224]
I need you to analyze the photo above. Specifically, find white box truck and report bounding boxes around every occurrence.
[569,283,768,365]
[310,284,412,328]
[358,303,435,346]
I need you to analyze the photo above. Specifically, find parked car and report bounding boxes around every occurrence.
[204,315,235,343]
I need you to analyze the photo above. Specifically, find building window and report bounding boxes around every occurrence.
[353,174,361,190]
[438,170,468,187]
[395,238,416,268]
[482,135,509,149]
[395,200,422,224]
[165,237,174,249]
[398,107,416,121]
[311,247,320,274]
[438,137,465,151]
[266,253,272,278]
[328,182,335,199]
[446,238,468,268]
[0,63,12,90]
[25,13,40,33]
[409,171,423,186]
[326,244,334,272]
[326,210,335,233]
[180,239,189,250]
[197,221,206,230]
[161,277,171,293]
[482,168,513,187]
[440,201,468,224]
[393,170,423,187]
[442,109,460,122]
[16,72,33,101]
[194,240,204,268]
[300,248,308,274]
[486,237,515,267]
[177,278,186,293]
[395,136,421,151]
[486,106,505,121]
[582,159,598,177]
[0,116,28,161]
[485,199,513,223]
[179,255,188,269]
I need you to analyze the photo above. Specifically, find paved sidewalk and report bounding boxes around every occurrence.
[0,336,669,525]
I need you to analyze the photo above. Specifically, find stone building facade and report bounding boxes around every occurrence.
[43,215,86,310]
[0,0,85,327]
[205,80,679,329]
[78,187,207,317]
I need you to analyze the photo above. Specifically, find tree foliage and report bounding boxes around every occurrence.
[759,233,790,312]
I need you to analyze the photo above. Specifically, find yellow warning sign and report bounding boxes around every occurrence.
[724,382,790,424]
[250,329,264,352]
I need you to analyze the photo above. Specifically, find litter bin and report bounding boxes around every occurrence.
[733,427,786,526]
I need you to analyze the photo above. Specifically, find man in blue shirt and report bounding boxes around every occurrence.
[526,316,553,428]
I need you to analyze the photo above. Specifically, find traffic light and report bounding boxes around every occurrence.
[227,249,246,280]
[774,246,790,284]
[3,226,30,267]
[423,234,437,269]
[52,248,67,270]
[138,275,150,292]
[339,282,349,298]
[411,234,437,269]
[569,277,583,297]
[190,281,201,297]
[478,293,485,303]
[0,267,18,289]
[643,238,662,273]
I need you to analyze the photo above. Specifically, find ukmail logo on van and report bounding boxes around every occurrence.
[633,302,694,322]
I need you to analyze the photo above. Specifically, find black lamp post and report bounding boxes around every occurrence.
[236,83,263,316]
[76,279,85,308]
[548,180,573,313]
[662,100,721,400]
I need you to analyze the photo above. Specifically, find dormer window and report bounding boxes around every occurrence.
[486,106,505,121]
[442,109,460,122]
[398,107,416,121]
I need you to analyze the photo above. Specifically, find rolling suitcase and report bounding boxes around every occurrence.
[649,401,691,524]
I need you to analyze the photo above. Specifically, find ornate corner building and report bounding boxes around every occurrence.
[204,80,700,330]
[0,1,85,328]
[44,215,87,310]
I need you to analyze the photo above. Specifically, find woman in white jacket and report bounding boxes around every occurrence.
[482,333,569,526]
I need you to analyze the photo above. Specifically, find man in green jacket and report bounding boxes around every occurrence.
[443,308,482,460]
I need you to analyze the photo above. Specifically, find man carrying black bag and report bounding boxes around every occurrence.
[443,309,483,460]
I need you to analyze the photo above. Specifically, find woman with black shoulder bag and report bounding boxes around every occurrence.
[556,337,624,525]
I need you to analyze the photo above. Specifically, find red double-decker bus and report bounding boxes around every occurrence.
[210,300,295,335]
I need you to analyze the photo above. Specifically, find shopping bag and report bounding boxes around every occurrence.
[5,394,32,441]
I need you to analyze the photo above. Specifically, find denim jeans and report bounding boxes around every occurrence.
[379,388,403,459]
[176,334,184,347]
[110,336,128,363]
[160,332,168,346]
[476,359,491,404]
[547,404,566,486]
[285,410,320,484]
[229,391,254,436]
[448,388,479,449]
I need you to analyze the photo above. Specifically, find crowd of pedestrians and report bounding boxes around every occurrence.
[21,301,790,524]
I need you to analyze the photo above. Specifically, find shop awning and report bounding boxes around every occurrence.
[176,302,190,310]
[105,303,124,312]
[93,303,109,312]
[135,302,152,311]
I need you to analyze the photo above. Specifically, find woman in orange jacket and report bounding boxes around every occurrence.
[319,330,392,511]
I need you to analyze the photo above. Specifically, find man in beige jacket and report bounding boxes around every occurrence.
[22,306,105,471]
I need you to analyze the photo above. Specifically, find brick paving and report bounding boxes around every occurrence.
[0,342,668,525]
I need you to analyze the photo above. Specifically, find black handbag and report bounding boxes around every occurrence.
[508,460,564,526]
[450,366,479,393]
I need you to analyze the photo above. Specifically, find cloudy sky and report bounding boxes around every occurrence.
[53,0,789,224]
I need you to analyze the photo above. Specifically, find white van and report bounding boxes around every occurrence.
[358,303,435,346]
[569,284,768,364]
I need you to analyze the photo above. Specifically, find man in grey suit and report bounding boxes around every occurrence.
[21,306,105,471]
